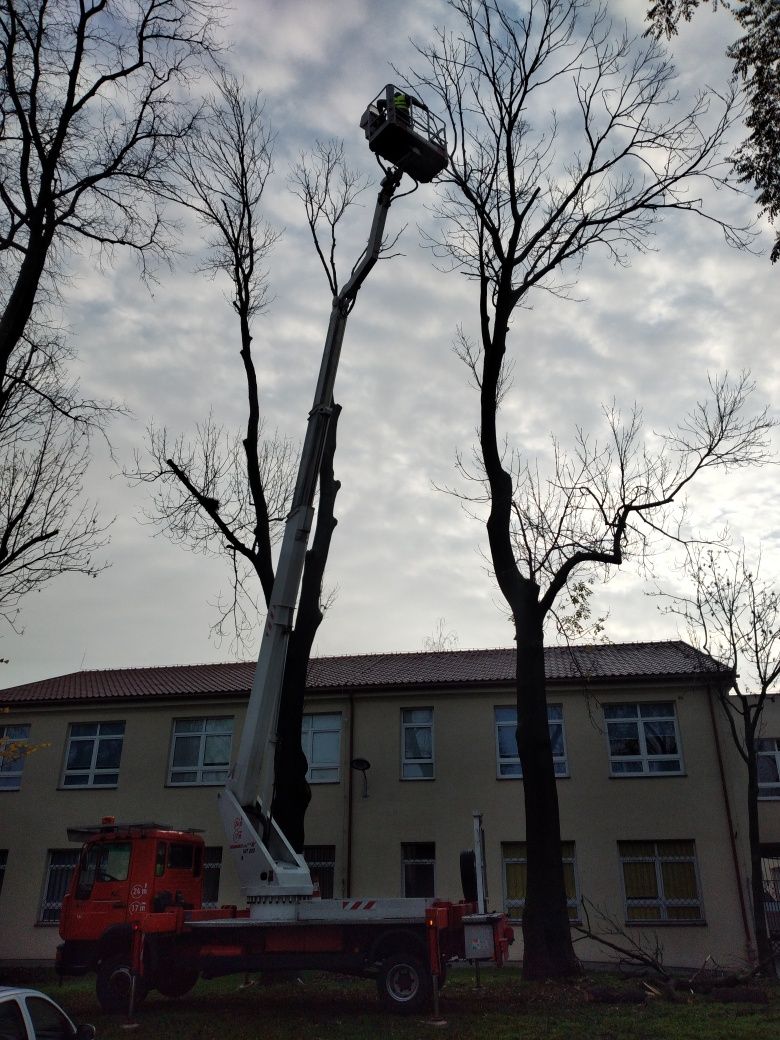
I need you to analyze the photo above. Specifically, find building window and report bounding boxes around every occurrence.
[0,723,31,790]
[401,708,434,779]
[618,840,703,922]
[168,717,233,786]
[495,705,568,778]
[502,841,579,922]
[304,844,336,898]
[0,850,7,898]
[39,850,80,924]
[401,842,435,897]
[604,702,682,775]
[757,738,780,799]
[761,845,780,937]
[62,721,125,788]
[202,847,223,908]
[302,714,341,783]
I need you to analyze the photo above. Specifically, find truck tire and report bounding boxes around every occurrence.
[155,965,199,999]
[96,954,148,1014]
[376,952,432,1014]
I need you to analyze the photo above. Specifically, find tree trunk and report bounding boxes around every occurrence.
[271,404,341,852]
[516,597,581,980]
[0,231,51,390]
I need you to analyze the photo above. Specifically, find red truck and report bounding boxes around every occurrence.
[57,819,512,1014]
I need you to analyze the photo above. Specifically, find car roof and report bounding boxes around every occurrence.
[0,986,63,1001]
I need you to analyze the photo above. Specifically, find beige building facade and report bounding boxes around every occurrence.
[1,640,778,972]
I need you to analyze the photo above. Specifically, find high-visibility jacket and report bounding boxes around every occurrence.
[393,92,411,114]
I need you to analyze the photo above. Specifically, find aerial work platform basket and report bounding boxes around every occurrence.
[360,84,448,183]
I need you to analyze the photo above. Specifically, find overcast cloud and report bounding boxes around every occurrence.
[2,0,779,689]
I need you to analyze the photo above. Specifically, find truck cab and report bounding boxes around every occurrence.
[58,820,204,976]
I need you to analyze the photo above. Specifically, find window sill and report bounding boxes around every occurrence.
[608,772,687,779]
[56,784,119,791]
[496,774,571,781]
[624,919,706,927]
[399,776,435,782]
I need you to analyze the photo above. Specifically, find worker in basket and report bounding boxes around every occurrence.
[378,89,428,126]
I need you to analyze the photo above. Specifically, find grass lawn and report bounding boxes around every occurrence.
[21,967,780,1040]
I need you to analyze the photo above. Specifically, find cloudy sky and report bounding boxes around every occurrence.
[3,0,780,690]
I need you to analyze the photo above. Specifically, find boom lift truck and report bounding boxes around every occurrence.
[56,88,513,1016]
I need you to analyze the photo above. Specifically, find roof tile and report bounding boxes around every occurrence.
[0,640,729,707]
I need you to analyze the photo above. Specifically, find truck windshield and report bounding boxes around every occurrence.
[76,842,131,899]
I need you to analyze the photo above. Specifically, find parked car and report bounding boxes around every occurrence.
[0,987,95,1040]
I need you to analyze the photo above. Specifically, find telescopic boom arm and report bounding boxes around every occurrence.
[219,169,404,907]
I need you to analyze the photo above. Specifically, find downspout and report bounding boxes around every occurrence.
[706,683,752,951]
[345,690,355,897]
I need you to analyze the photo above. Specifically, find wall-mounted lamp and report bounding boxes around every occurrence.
[350,757,371,798]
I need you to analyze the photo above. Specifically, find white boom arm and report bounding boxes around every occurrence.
[219,168,404,913]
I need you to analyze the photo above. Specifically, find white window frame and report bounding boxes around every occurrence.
[302,713,341,784]
[0,723,30,790]
[604,702,683,776]
[168,717,233,787]
[495,705,568,778]
[618,840,704,924]
[61,721,125,788]
[39,849,79,924]
[757,738,780,799]
[401,842,436,897]
[501,841,580,923]
[401,707,434,780]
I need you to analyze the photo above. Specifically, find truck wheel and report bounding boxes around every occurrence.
[96,954,148,1014]
[155,965,199,999]
[377,953,431,1014]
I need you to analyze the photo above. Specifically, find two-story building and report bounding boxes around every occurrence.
[1,639,777,972]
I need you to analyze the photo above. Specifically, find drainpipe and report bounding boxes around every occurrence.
[707,684,752,953]
[345,690,355,897]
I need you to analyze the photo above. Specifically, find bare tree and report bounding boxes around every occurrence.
[660,544,780,968]
[451,370,773,976]
[127,78,368,850]
[0,0,219,624]
[0,329,116,631]
[0,0,220,387]
[646,0,780,262]
[411,0,762,979]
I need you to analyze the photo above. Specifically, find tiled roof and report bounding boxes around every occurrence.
[0,640,729,707]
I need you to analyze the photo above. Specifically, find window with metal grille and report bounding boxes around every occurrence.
[495,705,568,778]
[757,738,780,799]
[501,841,580,922]
[604,703,683,775]
[202,846,223,908]
[304,844,336,898]
[168,717,233,786]
[62,721,125,787]
[401,708,434,779]
[302,714,341,783]
[761,845,780,936]
[401,842,435,898]
[0,723,31,789]
[618,840,703,923]
[39,849,79,924]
